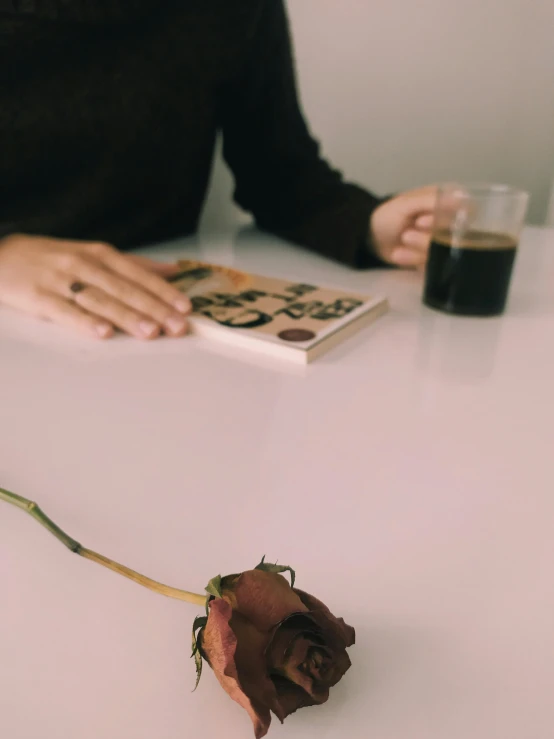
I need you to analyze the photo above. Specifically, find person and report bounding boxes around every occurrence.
[0,0,436,341]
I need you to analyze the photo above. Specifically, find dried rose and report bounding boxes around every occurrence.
[192,559,355,738]
[0,491,353,737]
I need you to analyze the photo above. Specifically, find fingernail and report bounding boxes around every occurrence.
[174,298,191,314]
[139,320,159,338]
[96,323,112,339]
[165,315,187,335]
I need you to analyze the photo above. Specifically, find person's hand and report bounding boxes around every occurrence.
[369,186,437,268]
[0,234,191,339]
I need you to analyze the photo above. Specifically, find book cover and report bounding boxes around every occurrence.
[169,259,388,363]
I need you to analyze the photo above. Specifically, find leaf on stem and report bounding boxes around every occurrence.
[205,574,223,599]
[191,615,208,691]
[254,555,296,588]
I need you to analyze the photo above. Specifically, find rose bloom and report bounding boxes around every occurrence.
[199,569,355,738]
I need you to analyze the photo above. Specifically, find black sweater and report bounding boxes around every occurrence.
[0,0,384,267]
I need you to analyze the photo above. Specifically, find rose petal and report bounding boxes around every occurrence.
[267,623,331,701]
[267,627,332,703]
[284,636,331,701]
[267,615,324,660]
[317,647,352,688]
[294,589,355,647]
[267,622,313,670]
[266,610,353,702]
[201,599,271,739]
[272,675,323,719]
[224,570,308,632]
[229,611,286,724]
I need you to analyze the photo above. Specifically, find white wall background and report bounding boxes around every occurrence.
[200,0,554,232]
[548,180,554,226]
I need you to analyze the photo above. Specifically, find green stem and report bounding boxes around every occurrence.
[0,487,207,608]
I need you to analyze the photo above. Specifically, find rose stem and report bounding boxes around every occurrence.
[0,487,207,607]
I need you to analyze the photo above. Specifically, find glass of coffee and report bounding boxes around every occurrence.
[423,183,529,316]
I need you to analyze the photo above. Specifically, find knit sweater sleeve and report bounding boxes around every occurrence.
[219,0,387,269]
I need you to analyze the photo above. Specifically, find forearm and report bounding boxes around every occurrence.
[220,0,387,268]
[257,181,388,268]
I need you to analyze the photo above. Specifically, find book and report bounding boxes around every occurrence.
[168,259,388,363]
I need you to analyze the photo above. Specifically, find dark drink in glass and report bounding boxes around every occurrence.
[423,184,529,317]
[424,229,518,316]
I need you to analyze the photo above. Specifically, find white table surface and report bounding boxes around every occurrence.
[1,226,553,739]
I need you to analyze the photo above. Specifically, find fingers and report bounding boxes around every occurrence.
[93,245,191,314]
[391,228,431,268]
[391,247,426,268]
[415,214,434,231]
[401,229,430,252]
[403,186,438,215]
[52,260,188,337]
[0,234,192,341]
[410,192,477,235]
[67,284,163,340]
[388,225,433,268]
[35,293,114,339]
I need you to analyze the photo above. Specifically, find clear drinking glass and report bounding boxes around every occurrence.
[423,183,530,316]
